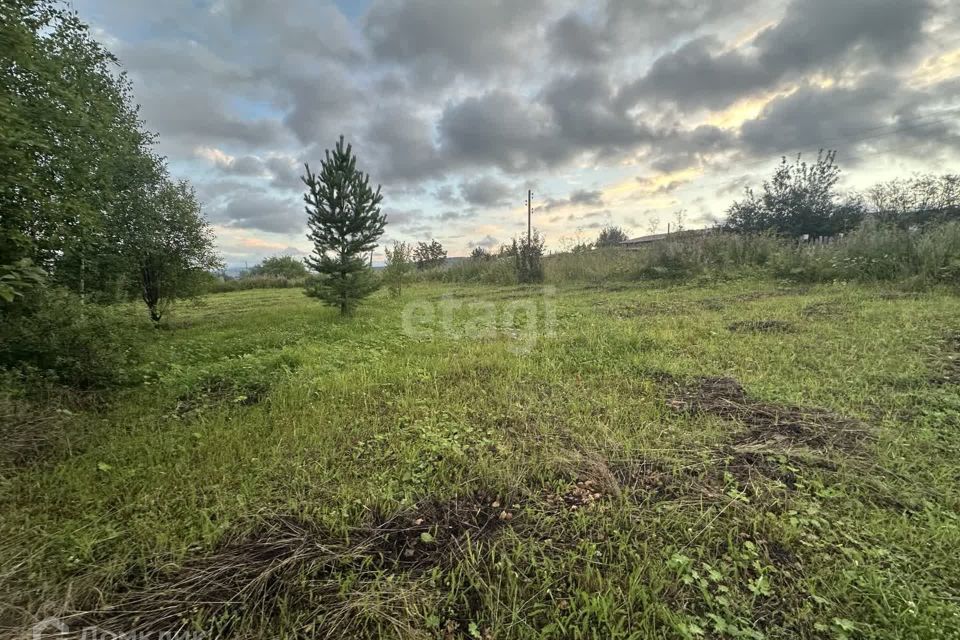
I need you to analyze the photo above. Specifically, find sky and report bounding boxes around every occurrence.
[73,0,960,266]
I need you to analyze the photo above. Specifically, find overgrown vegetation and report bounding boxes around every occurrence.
[3,6,960,638]
[3,283,958,638]
[415,240,448,270]
[1,0,219,384]
[384,241,414,297]
[724,151,864,238]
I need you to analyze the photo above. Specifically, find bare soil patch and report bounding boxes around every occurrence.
[69,494,511,638]
[667,377,870,452]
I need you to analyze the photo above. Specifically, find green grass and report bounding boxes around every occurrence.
[3,280,960,639]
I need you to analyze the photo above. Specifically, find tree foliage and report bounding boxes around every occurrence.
[868,174,960,228]
[302,136,386,315]
[383,241,413,297]
[1,0,152,274]
[1,0,220,325]
[724,150,864,238]
[248,255,308,279]
[414,240,447,270]
[470,246,492,260]
[511,231,546,283]
[127,180,222,323]
[596,226,629,248]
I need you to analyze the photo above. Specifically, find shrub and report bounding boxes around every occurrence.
[725,150,865,237]
[0,286,139,389]
[414,240,447,270]
[774,220,960,285]
[383,241,414,296]
[205,275,309,294]
[247,256,308,279]
[513,232,545,284]
[413,256,517,285]
[596,226,629,248]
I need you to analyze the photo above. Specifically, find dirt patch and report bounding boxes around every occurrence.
[667,377,870,452]
[727,320,795,334]
[367,493,509,566]
[543,456,621,511]
[610,458,687,503]
[67,494,512,638]
[720,444,839,492]
[545,479,609,510]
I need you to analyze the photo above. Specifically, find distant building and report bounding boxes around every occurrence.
[620,228,714,250]
[619,232,671,248]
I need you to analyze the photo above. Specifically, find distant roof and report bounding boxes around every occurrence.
[621,232,670,245]
[621,228,713,245]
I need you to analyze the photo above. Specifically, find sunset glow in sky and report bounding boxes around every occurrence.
[74,0,960,265]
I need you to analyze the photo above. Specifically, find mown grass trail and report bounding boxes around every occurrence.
[3,281,959,639]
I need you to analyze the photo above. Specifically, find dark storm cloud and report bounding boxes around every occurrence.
[620,0,933,111]
[547,12,611,63]
[755,0,931,71]
[538,189,605,211]
[76,0,959,254]
[438,91,565,172]
[364,106,444,182]
[550,0,754,62]
[459,176,513,208]
[570,189,604,206]
[277,64,364,146]
[739,74,960,161]
[435,75,663,177]
[648,125,737,173]
[215,193,304,234]
[364,0,544,85]
[542,70,653,150]
[739,80,897,156]
[618,37,768,111]
[383,208,425,229]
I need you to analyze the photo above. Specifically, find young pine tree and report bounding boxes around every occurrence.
[302,137,386,314]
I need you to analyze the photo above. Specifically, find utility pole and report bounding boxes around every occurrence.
[525,189,533,244]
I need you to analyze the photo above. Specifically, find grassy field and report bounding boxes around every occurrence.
[3,280,960,639]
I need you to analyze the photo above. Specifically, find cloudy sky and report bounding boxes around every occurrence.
[76,0,960,266]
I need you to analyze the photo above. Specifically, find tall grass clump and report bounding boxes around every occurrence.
[543,232,783,283]
[206,275,310,294]
[413,257,518,285]
[775,220,960,285]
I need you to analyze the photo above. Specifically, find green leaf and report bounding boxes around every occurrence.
[419,531,435,544]
[97,462,113,472]
[833,618,856,632]
[468,621,481,639]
